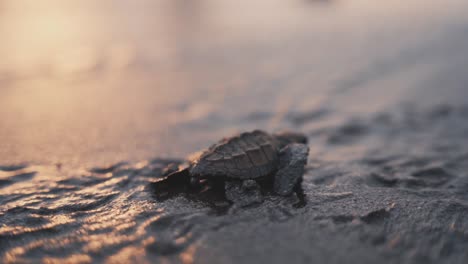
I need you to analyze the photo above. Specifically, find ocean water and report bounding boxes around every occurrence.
[1,0,468,263]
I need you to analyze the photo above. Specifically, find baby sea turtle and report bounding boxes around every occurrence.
[160,130,309,206]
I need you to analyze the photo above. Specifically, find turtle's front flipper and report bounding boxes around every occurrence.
[274,143,309,196]
[225,180,263,207]
[152,168,191,200]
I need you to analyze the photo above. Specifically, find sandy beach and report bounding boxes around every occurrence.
[1,0,468,263]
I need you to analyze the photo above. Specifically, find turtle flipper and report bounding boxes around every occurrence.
[152,168,191,200]
[274,143,309,196]
[225,180,263,207]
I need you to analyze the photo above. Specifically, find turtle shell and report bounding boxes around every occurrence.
[189,130,280,179]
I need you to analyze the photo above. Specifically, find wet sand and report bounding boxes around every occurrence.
[1,0,468,263]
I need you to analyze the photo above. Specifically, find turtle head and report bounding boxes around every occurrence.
[273,131,308,149]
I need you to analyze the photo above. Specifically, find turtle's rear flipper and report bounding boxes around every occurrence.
[274,143,309,196]
[152,168,191,200]
[225,180,263,207]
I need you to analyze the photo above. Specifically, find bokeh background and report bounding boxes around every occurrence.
[2,0,468,167]
[2,1,468,263]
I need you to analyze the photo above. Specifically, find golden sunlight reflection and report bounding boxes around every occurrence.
[180,244,197,264]
[2,0,468,262]
[2,0,467,167]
